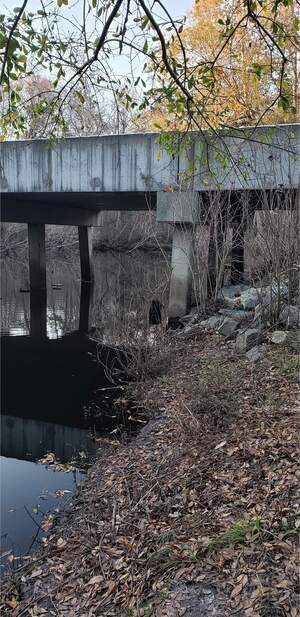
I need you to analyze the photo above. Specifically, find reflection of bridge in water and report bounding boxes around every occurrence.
[1,325,124,462]
[28,280,94,338]
[1,282,125,462]
[1,327,122,424]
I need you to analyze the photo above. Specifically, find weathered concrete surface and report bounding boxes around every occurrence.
[168,225,194,319]
[157,191,201,223]
[1,125,299,206]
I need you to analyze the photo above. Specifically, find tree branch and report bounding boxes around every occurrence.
[0,0,29,85]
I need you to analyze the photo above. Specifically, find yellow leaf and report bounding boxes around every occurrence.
[6,597,19,609]
[156,150,161,161]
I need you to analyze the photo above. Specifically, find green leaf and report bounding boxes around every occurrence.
[252,63,263,79]
[141,16,149,30]
[176,100,185,113]
[75,90,85,104]
[278,93,291,111]
[143,39,148,54]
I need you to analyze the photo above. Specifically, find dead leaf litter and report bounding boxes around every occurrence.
[1,332,299,617]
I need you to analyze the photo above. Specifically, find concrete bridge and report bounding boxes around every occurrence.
[1,124,299,319]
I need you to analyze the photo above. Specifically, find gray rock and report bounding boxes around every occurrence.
[222,296,242,309]
[254,303,263,323]
[271,330,288,345]
[180,312,199,326]
[219,308,253,322]
[271,330,300,350]
[245,345,266,362]
[217,317,239,338]
[179,323,201,336]
[217,284,248,300]
[235,328,262,352]
[279,305,300,329]
[201,315,224,330]
[259,284,289,312]
[239,282,289,311]
[239,287,260,309]
[289,330,300,351]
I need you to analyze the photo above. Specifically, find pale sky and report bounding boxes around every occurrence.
[2,0,195,91]
[2,0,194,19]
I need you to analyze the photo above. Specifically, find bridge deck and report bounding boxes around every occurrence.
[1,124,299,226]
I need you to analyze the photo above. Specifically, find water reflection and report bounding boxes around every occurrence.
[1,455,81,569]
[1,415,96,463]
[1,251,170,341]
[1,250,169,565]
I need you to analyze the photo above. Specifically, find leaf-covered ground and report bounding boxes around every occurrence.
[1,331,299,617]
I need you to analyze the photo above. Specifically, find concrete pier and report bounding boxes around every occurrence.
[157,191,200,318]
[169,225,194,319]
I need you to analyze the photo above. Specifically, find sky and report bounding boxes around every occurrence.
[2,0,195,105]
[3,0,194,19]
[154,0,193,16]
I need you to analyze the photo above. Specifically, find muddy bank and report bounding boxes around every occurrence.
[1,331,299,616]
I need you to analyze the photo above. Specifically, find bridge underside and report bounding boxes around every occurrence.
[1,191,157,226]
[2,186,298,320]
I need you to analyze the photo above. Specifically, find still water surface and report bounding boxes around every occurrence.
[0,250,169,570]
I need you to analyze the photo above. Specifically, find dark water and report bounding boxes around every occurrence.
[0,250,169,571]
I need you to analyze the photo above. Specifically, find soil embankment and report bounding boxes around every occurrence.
[1,330,299,616]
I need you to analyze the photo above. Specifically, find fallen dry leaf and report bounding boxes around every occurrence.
[56,537,67,550]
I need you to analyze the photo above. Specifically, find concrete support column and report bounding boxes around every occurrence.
[78,226,94,282]
[156,191,200,321]
[169,225,194,319]
[28,223,46,291]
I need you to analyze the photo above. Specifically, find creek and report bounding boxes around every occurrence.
[0,249,169,571]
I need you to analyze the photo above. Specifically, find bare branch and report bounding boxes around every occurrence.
[0,0,29,84]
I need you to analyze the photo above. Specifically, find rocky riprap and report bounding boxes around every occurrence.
[177,282,300,360]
